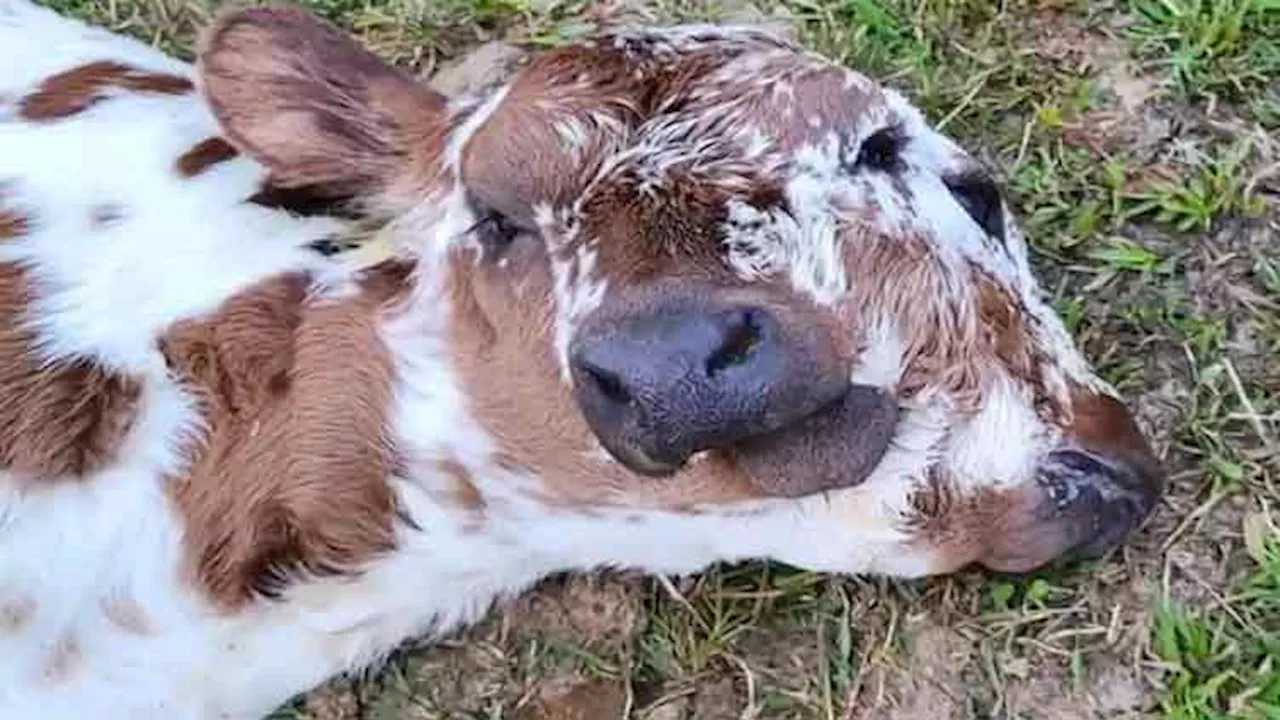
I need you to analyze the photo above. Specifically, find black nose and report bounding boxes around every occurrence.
[1039,448,1162,560]
[570,304,846,476]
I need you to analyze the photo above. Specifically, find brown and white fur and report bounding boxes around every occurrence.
[0,2,1162,718]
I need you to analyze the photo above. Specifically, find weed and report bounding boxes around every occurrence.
[1154,524,1280,718]
[1125,0,1280,100]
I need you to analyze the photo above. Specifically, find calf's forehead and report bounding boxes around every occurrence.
[457,30,901,214]
[459,29,1025,265]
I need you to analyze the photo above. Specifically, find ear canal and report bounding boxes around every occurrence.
[196,4,448,196]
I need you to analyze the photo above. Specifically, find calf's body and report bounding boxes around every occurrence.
[0,2,1162,718]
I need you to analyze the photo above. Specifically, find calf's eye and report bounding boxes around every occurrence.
[853,125,907,173]
[472,209,523,256]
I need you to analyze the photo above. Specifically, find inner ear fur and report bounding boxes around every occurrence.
[196,4,448,196]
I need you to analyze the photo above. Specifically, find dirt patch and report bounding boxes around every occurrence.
[845,623,976,720]
[639,694,692,720]
[329,574,649,717]
[688,676,744,720]
[424,40,525,97]
[299,682,362,720]
[516,677,631,720]
[1045,23,1166,154]
[1089,661,1148,717]
[507,573,646,652]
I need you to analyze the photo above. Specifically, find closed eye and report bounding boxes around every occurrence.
[943,170,1005,244]
[466,201,535,259]
[475,212,520,250]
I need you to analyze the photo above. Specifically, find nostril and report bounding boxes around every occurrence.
[1052,449,1114,478]
[705,308,763,378]
[580,360,631,405]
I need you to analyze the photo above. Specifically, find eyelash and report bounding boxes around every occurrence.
[472,210,522,255]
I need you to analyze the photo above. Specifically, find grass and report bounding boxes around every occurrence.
[1124,0,1280,104]
[39,0,1280,717]
[1153,528,1280,718]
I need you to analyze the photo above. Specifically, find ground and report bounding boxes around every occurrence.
[41,0,1280,718]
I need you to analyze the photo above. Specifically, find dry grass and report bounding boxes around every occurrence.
[40,0,1280,717]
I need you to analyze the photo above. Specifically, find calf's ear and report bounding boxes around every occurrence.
[196,5,448,196]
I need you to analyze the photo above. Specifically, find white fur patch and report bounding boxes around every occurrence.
[850,319,905,388]
[0,2,341,372]
[534,204,606,381]
[442,82,511,172]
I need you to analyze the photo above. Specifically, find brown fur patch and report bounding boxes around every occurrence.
[839,236,1058,412]
[197,6,447,199]
[974,270,1067,421]
[1063,385,1163,489]
[19,61,192,121]
[840,234,983,404]
[176,137,239,178]
[437,458,486,513]
[903,471,1067,574]
[100,594,153,636]
[975,274,1033,378]
[41,633,82,683]
[0,207,29,240]
[0,594,35,633]
[463,35,873,229]
[1067,387,1151,457]
[162,268,406,608]
[0,263,143,481]
[462,44,641,224]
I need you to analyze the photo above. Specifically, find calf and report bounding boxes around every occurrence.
[0,2,1162,718]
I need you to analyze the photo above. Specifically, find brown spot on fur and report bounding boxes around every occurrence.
[42,633,82,683]
[1067,387,1150,456]
[463,44,642,224]
[437,458,486,512]
[162,270,406,608]
[841,234,983,405]
[0,208,29,240]
[976,274,1032,376]
[101,594,153,636]
[578,166,783,286]
[19,61,192,121]
[198,6,447,199]
[0,263,143,480]
[1064,385,1163,488]
[176,137,239,178]
[840,237,1059,413]
[0,595,35,633]
[903,471,1064,574]
[974,270,1066,421]
[462,34,872,229]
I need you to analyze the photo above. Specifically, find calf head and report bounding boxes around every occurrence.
[197,8,1162,576]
